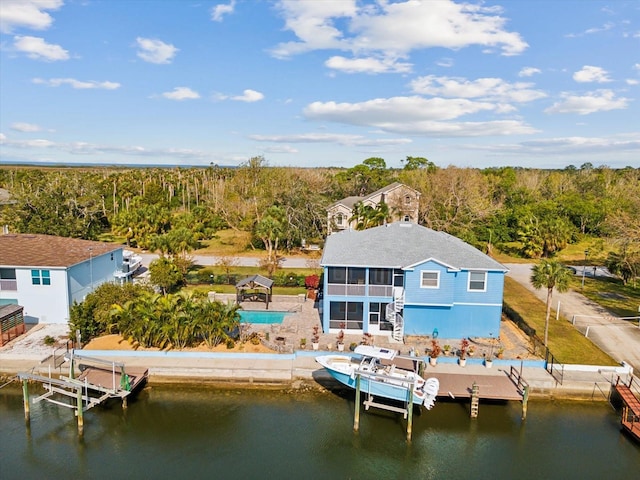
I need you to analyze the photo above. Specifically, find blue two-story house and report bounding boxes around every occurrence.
[320,222,508,340]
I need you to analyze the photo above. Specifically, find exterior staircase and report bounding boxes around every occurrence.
[386,287,405,342]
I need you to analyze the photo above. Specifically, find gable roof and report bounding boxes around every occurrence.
[235,274,274,289]
[0,234,121,268]
[320,223,507,272]
[327,182,420,210]
[328,196,362,210]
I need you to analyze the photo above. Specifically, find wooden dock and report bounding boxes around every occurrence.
[428,366,529,418]
[18,352,148,436]
[615,377,640,442]
[75,364,148,395]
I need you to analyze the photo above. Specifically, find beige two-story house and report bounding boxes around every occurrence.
[326,182,421,235]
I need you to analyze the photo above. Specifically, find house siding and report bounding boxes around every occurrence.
[404,261,455,306]
[403,303,502,338]
[7,268,70,324]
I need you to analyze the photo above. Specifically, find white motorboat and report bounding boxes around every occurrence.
[113,249,143,282]
[316,345,439,409]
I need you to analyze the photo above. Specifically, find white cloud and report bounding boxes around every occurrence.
[13,35,69,61]
[518,67,541,77]
[566,21,614,38]
[325,55,412,74]
[230,89,264,102]
[271,0,527,65]
[626,79,639,86]
[409,75,547,103]
[161,87,200,100]
[545,90,629,115]
[135,37,178,64]
[0,0,63,34]
[436,58,454,68]
[0,134,212,161]
[249,132,412,147]
[466,134,640,160]
[211,1,236,22]
[573,65,612,83]
[11,122,42,132]
[32,77,120,89]
[303,96,537,136]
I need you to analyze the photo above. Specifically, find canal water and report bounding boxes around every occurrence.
[1,384,638,480]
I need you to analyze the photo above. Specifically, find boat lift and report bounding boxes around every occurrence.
[17,352,148,436]
[352,368,420,442]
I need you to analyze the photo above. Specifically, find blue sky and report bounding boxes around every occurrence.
[0,0,638,169]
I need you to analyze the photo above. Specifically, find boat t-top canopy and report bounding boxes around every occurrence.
[354,345,397,360]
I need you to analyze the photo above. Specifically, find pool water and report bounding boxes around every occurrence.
[238,310,289,324]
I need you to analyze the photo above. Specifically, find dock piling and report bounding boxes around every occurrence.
[522,385,529,420]
[353,374,361,432]
[22,378,30,425]
[76,387,84,436]
[406,388,414,442]
[470,383,479,418]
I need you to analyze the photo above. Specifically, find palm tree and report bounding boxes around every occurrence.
[530,259,572,347]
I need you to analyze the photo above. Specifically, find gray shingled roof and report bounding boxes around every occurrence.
[236,274,274,289]
[328,196,363,209]
[321,223,507,271]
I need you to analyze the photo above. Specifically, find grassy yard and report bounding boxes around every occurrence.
[194,229,256,256]
[569,275,640,318]
[503,277,617,365]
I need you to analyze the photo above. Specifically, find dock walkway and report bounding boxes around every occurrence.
[614,377,640,441]
[430,371,523,400]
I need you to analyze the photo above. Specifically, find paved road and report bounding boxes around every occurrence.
[139,253,314,269]
[505,263,640,373]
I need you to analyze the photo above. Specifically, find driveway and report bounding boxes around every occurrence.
[505,263,640,373]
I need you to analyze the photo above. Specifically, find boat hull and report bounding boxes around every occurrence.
[317,355,432,407]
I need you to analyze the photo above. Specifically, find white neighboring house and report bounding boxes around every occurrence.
[0,234,124,324]
[326,182,421,235]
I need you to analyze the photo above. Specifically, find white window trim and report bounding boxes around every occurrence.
[468,271,487,292]
[420,270,440,289]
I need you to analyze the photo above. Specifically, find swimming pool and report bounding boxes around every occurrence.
[238,310,290,324]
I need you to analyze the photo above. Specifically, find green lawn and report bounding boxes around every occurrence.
[503,277,617,365]
[569,275,640,318]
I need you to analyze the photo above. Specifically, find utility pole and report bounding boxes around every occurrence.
[581,249,589,288]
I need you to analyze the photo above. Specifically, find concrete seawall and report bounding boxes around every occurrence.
[1,349,634,401]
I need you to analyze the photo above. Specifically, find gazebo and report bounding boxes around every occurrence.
[235,274,274,309]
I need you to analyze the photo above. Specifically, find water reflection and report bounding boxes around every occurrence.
[1,384,638,480]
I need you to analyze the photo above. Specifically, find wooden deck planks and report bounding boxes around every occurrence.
[77,365,148,394]
[429,372,523,401]
[615,385,640,416]
[616,384,640,441]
